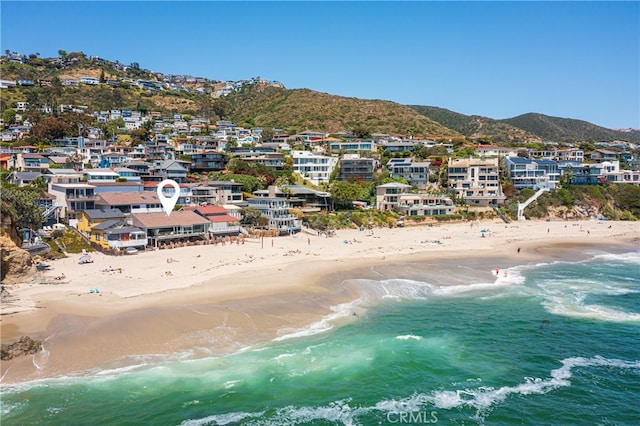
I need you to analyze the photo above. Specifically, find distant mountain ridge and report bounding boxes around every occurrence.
[501,113,640,144]
[409,106,640,144]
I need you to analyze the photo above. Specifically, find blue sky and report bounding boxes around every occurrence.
[2,1,638,129]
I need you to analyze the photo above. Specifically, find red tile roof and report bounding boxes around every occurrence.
[130,211,211,228]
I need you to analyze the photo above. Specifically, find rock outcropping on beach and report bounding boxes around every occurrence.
[0,336,42,360]
[0,212,35,283]
[0,233,35,284]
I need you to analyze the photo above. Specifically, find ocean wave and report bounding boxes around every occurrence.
[538,278,640,323]
[176,356,640,425]
[593,251,640,265]
[181,410,264,426]
[272,299,363,342]
[395,335,423,341]
[376,356,640,418]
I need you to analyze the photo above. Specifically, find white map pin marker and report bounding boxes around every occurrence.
[157,179,181,216]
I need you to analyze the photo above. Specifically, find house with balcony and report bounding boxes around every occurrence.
[589,149,618,163]
[338,154,376,181]
[395,193,456,217]
[113,167,142,182]
[503,157,560,190]
[386,158,431,189]
[235,151,285,171]
[90,220,148,251]
[181,205,240,236]
[375,182,412,211]
[202,180,245,205]
[447,157,505,206]
[152,160,189,183]
[190,151,227,172]
[292,150,338,185]
[7,171,42,186]
[130,211,211,247]
[329,138,375,153]
[475,145,520,158]
[77,208,126,238]
[95,192,163,214]
[15,153,49,172]
[253,185,332,212]
[84,169,119,183]
[246,189,301,235]
[48,180,96,220]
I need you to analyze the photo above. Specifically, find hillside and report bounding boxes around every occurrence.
[409,105,539,144]
[2,54,638,143]
[224,85,460,137]
[501,113,640,144]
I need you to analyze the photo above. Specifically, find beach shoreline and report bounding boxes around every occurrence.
[1,219,638,384]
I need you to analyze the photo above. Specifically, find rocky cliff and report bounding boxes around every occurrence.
[0,215,35,283]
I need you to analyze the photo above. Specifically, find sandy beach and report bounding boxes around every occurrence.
[1,219,638,383]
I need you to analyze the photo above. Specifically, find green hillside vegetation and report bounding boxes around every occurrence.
[501,113,640,144]
[409,105,539,144]
[220,85,461,138]
[0,56,214,116]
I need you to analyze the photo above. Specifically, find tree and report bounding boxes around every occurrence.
[2,109,17,126]
[99,69,106,83]
[239,206,263,226]
[30,116,69,142]
[330,180,370,207]
[57,49,67,59]
[0,182,45,232]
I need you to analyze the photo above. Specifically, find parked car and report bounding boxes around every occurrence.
[125,247,139,255]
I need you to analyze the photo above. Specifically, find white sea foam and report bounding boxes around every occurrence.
[538,277,640,323]
[273,299,363,342]
[375,356,640,418]
[593,251,640,265]
[395,335,423,341]
[181,410,263,426]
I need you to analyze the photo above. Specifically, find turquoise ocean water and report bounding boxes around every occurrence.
[2,249,639,425]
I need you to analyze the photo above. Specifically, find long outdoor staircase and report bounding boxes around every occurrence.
[517,188,550,221]
[492,206,511,224]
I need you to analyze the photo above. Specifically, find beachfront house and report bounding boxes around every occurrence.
[181,205,240,236]
[77,208,125,239]
[395,193,456,217]
[447,157,505,207]
[375,182,412,211]
[90,220,148,251]
[246,188,301,235]
[503,157,560,190]
[252,185,332,212]
[130,211,211,248]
